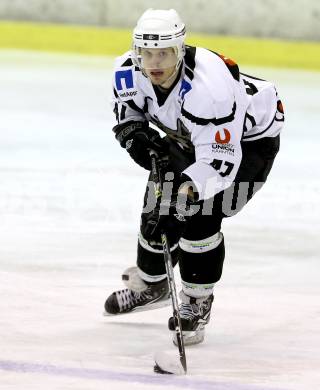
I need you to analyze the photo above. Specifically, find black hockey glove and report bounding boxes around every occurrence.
[141,192,195,246]
[113,121,167,170]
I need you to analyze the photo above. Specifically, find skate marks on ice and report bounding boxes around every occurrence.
[0,359,288,390]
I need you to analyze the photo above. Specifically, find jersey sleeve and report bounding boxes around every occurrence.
[111,53,147,125]
[241,73,285,141]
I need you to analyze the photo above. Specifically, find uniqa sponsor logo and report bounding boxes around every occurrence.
[215,128,231,144]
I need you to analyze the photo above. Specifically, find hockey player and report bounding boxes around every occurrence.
[105,9,284,345]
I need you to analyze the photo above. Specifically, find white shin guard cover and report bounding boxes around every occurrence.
[179,232,223,254]
[122,266,167,292]
[137,267,167,284]
[122,266,149,292]
[181,280,214,299]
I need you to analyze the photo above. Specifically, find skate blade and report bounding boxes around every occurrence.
[173,328,205,346]
[103,297,171,317]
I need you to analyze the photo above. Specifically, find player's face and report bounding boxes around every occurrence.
[139,47,178,86]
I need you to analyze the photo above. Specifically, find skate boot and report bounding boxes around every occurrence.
[104,267,170,315]
[168,291,214,345]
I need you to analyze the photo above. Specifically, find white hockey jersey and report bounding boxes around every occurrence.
[111,46,284,200]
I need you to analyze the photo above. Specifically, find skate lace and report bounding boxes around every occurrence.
[179,300,210,320]
[179,303,201,320]
[117,288,153,310]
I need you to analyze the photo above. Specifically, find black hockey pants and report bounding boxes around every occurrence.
[137,135,280,286]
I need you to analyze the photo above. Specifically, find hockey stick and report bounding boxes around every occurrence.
[149,150,187,375]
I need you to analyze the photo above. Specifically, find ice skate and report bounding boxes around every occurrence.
[104,267,170,315]
[168,292,214,346]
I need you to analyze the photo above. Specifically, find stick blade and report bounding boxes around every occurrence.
[153,363,174,375]
[154,351,186,375]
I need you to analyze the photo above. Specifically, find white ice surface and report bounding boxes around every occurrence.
[0,50,319,390]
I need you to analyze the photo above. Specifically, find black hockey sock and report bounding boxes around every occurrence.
[179,234,225,285]
[137,236,179,281]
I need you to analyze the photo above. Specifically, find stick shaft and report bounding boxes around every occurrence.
[149,151,187,374]
[161,233,187,373]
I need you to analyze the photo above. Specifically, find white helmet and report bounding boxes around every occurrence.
[132,9,186,71]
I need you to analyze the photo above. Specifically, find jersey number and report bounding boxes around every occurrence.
[211,159,234,177]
